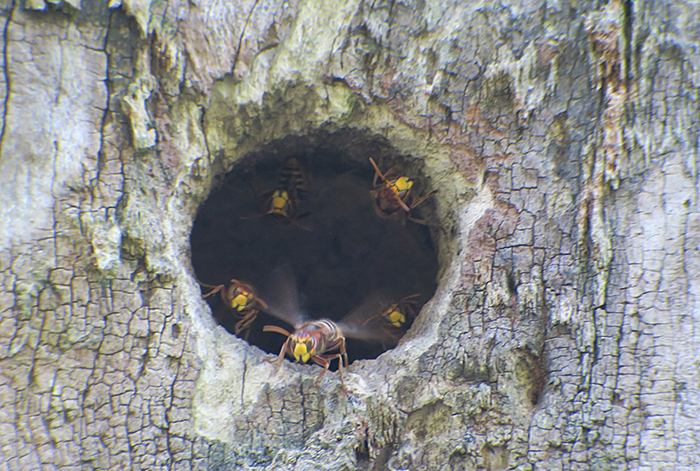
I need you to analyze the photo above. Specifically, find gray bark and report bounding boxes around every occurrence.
[1,0,698,469]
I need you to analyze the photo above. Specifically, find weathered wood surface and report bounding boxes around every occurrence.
[0,0,698,469]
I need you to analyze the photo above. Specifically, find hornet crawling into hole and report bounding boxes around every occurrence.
[241,157,312,231]
[365,293,420,329]
[199,278,268,339]
[260,266,405,390]
[369,157,438,226]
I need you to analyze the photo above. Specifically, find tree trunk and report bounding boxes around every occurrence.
[1,0,698,469]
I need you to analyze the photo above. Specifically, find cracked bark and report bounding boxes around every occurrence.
[1,0,699,470]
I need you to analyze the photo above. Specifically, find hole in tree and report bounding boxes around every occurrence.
[190,129,440,367]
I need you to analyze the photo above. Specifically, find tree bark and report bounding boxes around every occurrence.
[1,0,698,469]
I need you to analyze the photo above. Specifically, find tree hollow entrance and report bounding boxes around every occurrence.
[190,129,440,366]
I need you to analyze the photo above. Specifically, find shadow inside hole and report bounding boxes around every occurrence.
[190,132,439,368]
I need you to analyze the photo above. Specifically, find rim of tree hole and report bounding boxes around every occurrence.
[190,129,442,369]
